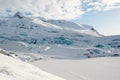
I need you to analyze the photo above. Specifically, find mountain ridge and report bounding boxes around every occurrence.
[0,12,120,61]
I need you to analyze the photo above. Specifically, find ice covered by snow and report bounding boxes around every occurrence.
[31,57,120,80]
[0,54,65,80]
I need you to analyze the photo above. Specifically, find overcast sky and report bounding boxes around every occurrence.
[0,0,120,35]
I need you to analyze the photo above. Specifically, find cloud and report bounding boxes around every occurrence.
[102,0,120,5]
[83,0,120,12]
[0,0,83,20]
[0,0,120,20]
[102,0,120,11]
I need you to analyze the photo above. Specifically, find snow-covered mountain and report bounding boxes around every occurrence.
[0,12,120,61]
[0,12,101,46]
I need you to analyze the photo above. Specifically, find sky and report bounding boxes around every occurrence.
[73,8,120,36]
[0,0,120,35]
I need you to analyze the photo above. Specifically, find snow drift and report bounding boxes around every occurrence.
[0,53,65,80]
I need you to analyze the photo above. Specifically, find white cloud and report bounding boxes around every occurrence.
[0,0,120,20]
[0,0,83,20]
[84,0,120,11]
[102,0,120,11]
[102,0,120,5]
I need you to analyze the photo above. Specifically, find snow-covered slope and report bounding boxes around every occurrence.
[0,53,65,80]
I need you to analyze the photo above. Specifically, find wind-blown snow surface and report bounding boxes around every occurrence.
[0,54,65,80]
[31,57,120,80]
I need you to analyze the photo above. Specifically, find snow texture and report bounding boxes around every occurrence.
[0,54,65,80]
[32,57,120,80]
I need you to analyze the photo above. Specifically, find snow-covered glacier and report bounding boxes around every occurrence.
[0,12,120,61]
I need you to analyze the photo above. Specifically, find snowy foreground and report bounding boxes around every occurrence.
[31,57,120,80]
[0,54,65,80]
